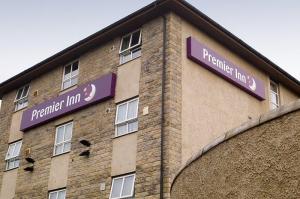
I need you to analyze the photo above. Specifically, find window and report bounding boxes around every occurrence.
[62,61,79,90]
[49,189,66,199]
[110,174,135,199]
[270,81,280,110]
[119,30,142,64]
[5,141,22,170]
[14,85,30,111]
[54,122,73,156]
[115,98,139,137]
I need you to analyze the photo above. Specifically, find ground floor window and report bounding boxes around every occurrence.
[49,189,66,199]
[110,173,135,199]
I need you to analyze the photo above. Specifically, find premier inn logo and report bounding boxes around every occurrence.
[187,37,265,100]
[84,84,96,102]
[20,73,116,131]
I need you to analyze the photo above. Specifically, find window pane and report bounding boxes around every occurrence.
[63,80,71,89]
[6,145,14,159]
[49,192,57,199]
[131,31,140,47]
[116,104,127,123]
[270,103,278,110]
[64,65,71,75]
[22,85,29,98]
[72,61,79,72]
[13,142,22,157]
[111,178,123,198]
[121,175,135,197]
[128,121,138,133]
[70,77,78,86]
[6,160,14,170]
[132,48,141,59]
[270,83,277,93]
[127,100,138,119]
[56,126,65,144]
[14,159,20,168]
[121,35,131,52]
[117,124,127,136]
[64,123,73,141]
[16,88,23,100]
[55,144,63,155]
[58,190,66,199]
[63,142,71,152]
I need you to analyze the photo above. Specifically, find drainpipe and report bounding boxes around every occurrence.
[160,15,167,199]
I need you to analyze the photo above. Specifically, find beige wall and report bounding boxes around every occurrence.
[48,153,70,190]
[181,20,299,165]
[115,58,141,103]
[279,83,299,105]
[9,111,23,143]
[111,133,137,176]
[0,169,18,199]
[172,108,300,199]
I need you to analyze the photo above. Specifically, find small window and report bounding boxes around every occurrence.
[5,141,22,170]
[49,189,66,199]
[54,122,73,156]
[270,81,280,110]
[14,85,30,111]
[119,30,142,64]
[115,98,139,137]
[62,61,79,90]
[110,174,135,199]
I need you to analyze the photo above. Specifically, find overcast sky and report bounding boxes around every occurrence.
[0,0,299,83]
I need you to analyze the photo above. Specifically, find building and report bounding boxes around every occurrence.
[0,0,299,198]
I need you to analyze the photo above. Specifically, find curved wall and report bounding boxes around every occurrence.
[172,100,300,199]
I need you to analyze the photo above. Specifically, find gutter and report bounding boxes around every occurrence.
[160,14,167,199]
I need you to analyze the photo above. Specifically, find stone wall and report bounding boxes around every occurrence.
[171,100,300,199]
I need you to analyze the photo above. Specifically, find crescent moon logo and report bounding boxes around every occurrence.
[83,84,96,102]
[249,77,256,91]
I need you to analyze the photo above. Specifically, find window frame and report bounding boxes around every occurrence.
[48,189,66,199]
[119,30,142,64]
[115,98,139,137]
[61,60,80,90]
[5,140,22,171]
[14,84,30,111]
[53,122,73,156]
[109,173,136,199]
[270,80,280,110]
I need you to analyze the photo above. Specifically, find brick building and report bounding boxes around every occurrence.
[0,0,299,199]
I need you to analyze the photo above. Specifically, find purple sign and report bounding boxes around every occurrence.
[187,37,265,100]
[20,73,116,131]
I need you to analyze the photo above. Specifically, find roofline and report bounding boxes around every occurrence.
[1,0,299,98]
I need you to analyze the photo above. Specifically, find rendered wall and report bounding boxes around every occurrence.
[172,103,300,199]
[181,19,299,166]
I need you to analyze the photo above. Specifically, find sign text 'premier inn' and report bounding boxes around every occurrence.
[187,37,265,100]
[20,73,116,131]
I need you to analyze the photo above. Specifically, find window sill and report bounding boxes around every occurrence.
[51,151,70,158]
[113,130,138,139]
[118,55,141,66]
[4,167,19,172]
[59,85,78,95]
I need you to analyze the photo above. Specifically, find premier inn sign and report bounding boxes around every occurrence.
[20,73,116,131]
[187,37,265,100]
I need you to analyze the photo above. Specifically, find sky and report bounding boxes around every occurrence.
[0,0,299,83]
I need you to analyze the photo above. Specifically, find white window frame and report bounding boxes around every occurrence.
[115,98,139,137]
[53,122,73,156]
[61,60,79,90]
[48,189,66,199]
[270,81,280,110]
[14,85,30,111]
[109,174,136,199]
[119,30,142,64]
[5,140,22,171]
